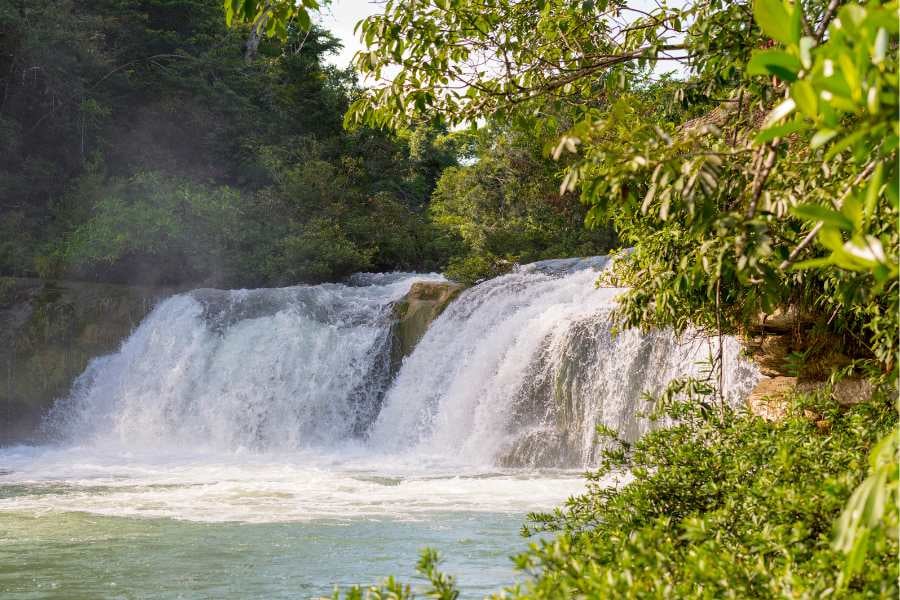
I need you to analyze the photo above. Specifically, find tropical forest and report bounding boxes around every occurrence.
[0,0,896,598]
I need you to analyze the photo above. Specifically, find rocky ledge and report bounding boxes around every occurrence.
[392,281,464,362]
[742,306,874,421]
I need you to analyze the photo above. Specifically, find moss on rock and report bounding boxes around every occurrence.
[0,278,181,443]
[391,281,464,364]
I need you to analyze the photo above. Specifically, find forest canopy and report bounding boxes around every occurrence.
[0,0,609,286]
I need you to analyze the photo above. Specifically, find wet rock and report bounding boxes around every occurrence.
[392,281,464,360]
[0,277,181,444]
[496,428,572,469]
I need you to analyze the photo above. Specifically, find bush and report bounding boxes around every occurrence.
[44,171,247,285]
[265,219,374,285]
[510,386,898,598]
[336,385,898,599]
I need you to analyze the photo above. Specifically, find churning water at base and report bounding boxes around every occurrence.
[0,260,758,598]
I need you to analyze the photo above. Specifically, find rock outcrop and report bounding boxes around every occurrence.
[0,277,180,443]
[741,306,873,420]
[391,281,464,362]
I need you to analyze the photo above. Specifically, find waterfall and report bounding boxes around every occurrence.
[370,259,759,467]
[45,273,444,451]
[43,260,759,467]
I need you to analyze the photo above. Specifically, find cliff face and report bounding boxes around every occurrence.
[0,278,180,444]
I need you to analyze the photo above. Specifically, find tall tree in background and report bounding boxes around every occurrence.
[0,0,456,285]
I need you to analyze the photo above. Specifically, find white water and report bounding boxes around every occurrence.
[0,261,759,596]
[372,259,758,467]
[44,273,444,452]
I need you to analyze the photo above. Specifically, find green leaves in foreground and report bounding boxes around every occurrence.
[833,425,899,588]
[224,0,321,38]
[509,384,899,598]
[791,162,898,285]
[331,549,459,600]
[753,0,803,46]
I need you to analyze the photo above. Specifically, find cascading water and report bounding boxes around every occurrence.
[1,259,760,598]
[40,258,758,465]
[44,273,442,451]
[371,258,759,467]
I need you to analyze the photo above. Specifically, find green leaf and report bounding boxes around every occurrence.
[747,50,802,81]
[810,129,838,149]
[224,0,234,26]
[754,0,799,45]
[818,226,844,252]
[841,194,863,231]
[792,257,834,270]
[792,204,853,230]
[763,98,796,127]
[754,118,806,143]
[863,163,884,224]
[791,81,818,118]
[297,9,311,31]
[838,54,862,102]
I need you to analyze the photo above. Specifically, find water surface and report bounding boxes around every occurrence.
[0,447,585,599]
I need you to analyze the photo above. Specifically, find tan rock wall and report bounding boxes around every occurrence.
[391,281,464,362]
[741,304,873,420]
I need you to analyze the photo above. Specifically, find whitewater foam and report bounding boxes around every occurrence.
[371,264,758,466]
[1,259,760,523]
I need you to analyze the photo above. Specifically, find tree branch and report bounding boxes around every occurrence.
[779,161,877,270]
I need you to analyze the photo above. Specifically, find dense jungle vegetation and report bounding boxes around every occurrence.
[1,0,896,596]
[0,0,611,286]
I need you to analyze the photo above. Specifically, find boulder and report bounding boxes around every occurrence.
[392,281,464,360]
[746,376,798,421]
[746,375,876,422]
[833,378,875,406]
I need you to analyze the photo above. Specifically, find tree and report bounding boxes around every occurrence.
[343,0,898,380]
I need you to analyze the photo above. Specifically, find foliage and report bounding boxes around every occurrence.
[347,0,899,371]
[44,171,247,284]
[336,385,898,599]
[265,218,374,284]
[430,127,616,283]
[506,384,899,598]
[832,423,899,586]
[0,0,456,286]
[224,0,319,39]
